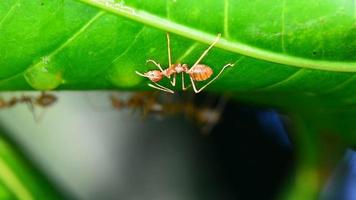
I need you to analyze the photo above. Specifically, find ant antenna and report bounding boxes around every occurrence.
[191,34,221,69]
[135,71,147,77]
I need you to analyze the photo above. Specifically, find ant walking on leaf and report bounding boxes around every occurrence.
[136,33,234,93]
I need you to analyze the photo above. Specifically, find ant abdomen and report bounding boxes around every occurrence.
[188,64,213,81]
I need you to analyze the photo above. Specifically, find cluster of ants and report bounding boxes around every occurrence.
[0,92,57,121]
[0,91,226,133]
[0,32,231,131]
[111,91,227,134]
[0,92,57,108]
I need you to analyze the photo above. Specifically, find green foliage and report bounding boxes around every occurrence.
[1,1,355,198]
[0,134,65,200]
[0,0,355,111]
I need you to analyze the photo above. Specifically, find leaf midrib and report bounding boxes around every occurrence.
[76,0,356,73]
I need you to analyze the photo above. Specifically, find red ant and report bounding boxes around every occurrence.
[136,33,234,93]
[0,92,57,121]
[0,92,57,108]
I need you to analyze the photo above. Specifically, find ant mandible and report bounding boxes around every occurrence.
[135,33,234,94]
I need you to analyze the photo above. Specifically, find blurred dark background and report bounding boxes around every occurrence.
[0,92,355,200]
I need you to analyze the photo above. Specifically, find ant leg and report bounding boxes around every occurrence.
[190,63,233,93]
[181,73,191,91]
[146,59,164,71]
[166,32,172,68]
[190,34,221,71]
[166,32,177,87]
[33,108,47,123]
[148,83,174,94]
[148,83,173,94]
[153,82,174,93]
[23,97,38,121]
[170,73,176,87]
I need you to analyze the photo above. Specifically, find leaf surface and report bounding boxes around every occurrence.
[1,0,356,110]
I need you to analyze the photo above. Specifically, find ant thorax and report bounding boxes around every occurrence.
[162,64,188,77]
[162,68,175,77]
[173,64,188,73]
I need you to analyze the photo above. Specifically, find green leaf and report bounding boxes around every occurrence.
[0,133,65,200]
[2,2,356,199]
[0,0,355,111]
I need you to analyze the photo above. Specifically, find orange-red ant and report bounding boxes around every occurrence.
[136,33,234,93]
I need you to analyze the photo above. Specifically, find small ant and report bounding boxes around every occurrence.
[0,92,57,121]
[136,33,234,93]
[110,91,159,117]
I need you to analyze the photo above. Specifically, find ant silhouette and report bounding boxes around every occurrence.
[110,92,227,134]
[0,92,57,121]
[136,33,234,93]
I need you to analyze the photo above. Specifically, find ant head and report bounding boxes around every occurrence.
[144,70,163,82]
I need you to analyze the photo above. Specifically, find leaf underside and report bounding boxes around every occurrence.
[1,0,356,112]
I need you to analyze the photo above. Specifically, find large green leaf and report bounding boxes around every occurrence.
[2,1,356,199]
[1,0,355,111]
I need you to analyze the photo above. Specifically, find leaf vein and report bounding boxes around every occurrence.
[0,0,20,29]
[109,26,145,65]
[88,26,145,80]
[257,69,304,91]
[176,43,199,62]
[76,0,356,72]
[42,11,105,59]
[319,73,356,94]
[166,0,170,19]
[223,0,230,38]
[281,0,286,53]
[0,11,105,85]
[233,56,245,66]
[354,0,356,19]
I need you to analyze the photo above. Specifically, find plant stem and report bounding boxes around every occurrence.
[0,133,67,200]
[279,114,346,200]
